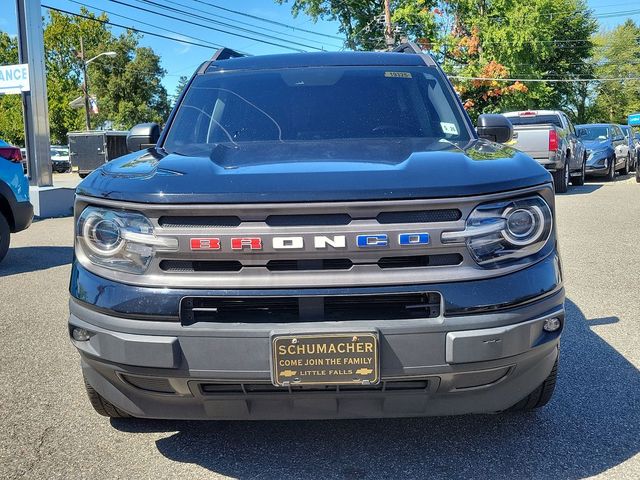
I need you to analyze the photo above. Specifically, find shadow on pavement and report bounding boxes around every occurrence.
[111,299,640,479]
[559,183,602,195]
[0,246,73,276]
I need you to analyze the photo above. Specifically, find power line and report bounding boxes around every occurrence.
[449,75,640,82]
[130,0,331,50]
[187,0,343,41]
[596,8,640,18]
[64,0,225,51]
[147,0,342,49]
[107,0,315,52]
[42,4,224,50]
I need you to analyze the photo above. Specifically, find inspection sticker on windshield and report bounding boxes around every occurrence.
[385,71,412,78]
[441,122,459,135]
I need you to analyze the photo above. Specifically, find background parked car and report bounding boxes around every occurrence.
[18,148,28,174]
[0,140,33,262]
[576,124,630,180]
[502,110,586,193]
[50,145,71,173]
[620,125,637,172]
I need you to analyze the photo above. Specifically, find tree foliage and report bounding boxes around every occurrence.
[281,0,597,121]
[0,8,170,146]
[0,33,24,146]
[590,20,640,123]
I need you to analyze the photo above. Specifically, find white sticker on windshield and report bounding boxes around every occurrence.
[441,122,458,135]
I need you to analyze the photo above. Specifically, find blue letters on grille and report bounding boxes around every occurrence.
[398,233,430,245]
[357,234,388,248]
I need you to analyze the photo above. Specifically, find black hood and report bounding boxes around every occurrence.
[77,138,551,204]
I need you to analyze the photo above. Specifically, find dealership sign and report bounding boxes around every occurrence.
[628,113,640,127]
[0,64,30,95]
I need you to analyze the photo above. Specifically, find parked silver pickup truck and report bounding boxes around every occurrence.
[502,110,587,193]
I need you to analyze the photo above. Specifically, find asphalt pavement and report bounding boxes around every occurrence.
[0,175,638,479]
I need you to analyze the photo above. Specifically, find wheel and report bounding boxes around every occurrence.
[78,172,89,179]
[553,162,569,193]
[0,212,10,264]
[572,156,586,186]
[507,358,558,412]
[620,155,630,175]
[636,166,640,183]
[606,157,616,181]
[84,378,131,418]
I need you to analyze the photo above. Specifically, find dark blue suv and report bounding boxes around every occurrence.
[0,140,33,262]
[69,45,564,420]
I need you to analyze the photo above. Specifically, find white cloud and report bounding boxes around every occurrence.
[167,33,192,55]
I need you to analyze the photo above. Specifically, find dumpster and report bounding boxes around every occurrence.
[68,131,129,178]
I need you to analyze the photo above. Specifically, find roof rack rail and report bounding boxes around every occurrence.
[198,47,247,74]
[211,47,246,61]
[392,42,436,66]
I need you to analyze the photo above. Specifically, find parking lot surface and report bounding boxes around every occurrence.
[0,177,638,480]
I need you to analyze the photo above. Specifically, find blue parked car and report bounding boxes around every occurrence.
[576,124,630,180]
[0,139,33,262]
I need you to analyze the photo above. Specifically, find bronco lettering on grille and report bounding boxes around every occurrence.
[189,233,430,251]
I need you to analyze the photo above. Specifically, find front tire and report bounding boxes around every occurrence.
[553,162,569,193]
[621,155,630,175]
[84,378,132,418]
[572,156,586,186]
[507,359,558,412]
[606,157,616,181]
[0,212,10,264]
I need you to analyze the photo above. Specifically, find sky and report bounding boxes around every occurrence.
[0,0,639,95]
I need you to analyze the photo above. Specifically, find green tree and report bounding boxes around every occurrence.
[280,0,597,121]
[278,0,439,51]
[0,8,171,145]
[590,20,640,123]
[0,32,24,145]
[171,75,189,106]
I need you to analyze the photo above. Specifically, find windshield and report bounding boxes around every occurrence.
[577,126,609,141]
[506,114,563,128]
[163,66,470,155]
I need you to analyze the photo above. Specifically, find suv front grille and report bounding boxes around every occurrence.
[180,292,441,324]
[77,192,530,288]
[158,209,461,229]
[159,254,462,273]
[377,209,461,224]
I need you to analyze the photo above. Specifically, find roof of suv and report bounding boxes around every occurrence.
[204,51,430,73]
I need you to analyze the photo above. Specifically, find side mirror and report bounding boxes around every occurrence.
[476,114,513,143]
[127,122,160,152]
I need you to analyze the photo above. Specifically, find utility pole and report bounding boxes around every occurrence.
[15,0,74,219]
[15,0,52,187]
[80,37,91,131]
[383,0,394,50]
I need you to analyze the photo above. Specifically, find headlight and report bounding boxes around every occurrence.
[77,207,177,274]
[442,196,552,267]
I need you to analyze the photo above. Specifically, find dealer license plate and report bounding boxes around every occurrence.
[271,332,379,386]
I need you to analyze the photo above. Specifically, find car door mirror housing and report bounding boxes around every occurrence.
[476,114,513,143]
[127,123,161,152]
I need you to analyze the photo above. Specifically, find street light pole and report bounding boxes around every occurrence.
[78,42,116,131]
[80,37,91,131]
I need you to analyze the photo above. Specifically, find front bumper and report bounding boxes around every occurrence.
[12,200,33,232]
[70,282,564,419]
